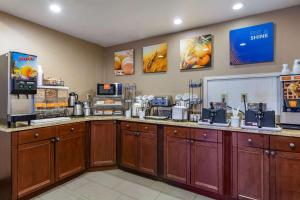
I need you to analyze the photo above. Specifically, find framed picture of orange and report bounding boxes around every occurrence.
[114,49,134,76]
[143,43,168,73]
[180,34,212,70]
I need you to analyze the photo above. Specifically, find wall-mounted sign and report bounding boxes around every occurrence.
[180,34,212,70]
[143,43,168,73]
[114,49,134,76]
[230,22,274,65]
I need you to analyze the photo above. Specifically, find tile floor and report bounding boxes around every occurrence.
[32,169,215,200]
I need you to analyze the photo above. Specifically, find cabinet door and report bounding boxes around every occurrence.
[234,146,269,200]
[55,132,86,181]
[17,140,54,198]
[164,135,190,184]
[90,121,116,167]
[138,132,157,175]
[270,151,300,200]
[121,130,138,169]
[191,141,223,194]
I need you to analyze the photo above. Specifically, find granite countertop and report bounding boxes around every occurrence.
[1,116,300,138]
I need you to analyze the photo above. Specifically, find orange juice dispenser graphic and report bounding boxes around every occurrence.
[280,75,300,129]
[0,52,38,127]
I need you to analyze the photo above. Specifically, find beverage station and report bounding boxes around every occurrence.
[1,56,300,200]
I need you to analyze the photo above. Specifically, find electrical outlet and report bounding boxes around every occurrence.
[241,93,248,102]
[221,94,228,103]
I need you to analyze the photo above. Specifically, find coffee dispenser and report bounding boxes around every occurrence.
[0,52,38,127]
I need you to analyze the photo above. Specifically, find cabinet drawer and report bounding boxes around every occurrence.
[165,126,190,139]
[138,123,157,133]
[121,121,138,131]
[238,133,268,149]
[270,136,300,153]
[18,127,56,144]
[58,122,86,137]
[191,129,218,143]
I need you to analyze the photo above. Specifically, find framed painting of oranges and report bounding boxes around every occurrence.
[180,34,212,70]
[143,43,168,73]
[114,49,134,76]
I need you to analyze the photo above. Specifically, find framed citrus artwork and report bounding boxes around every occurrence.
[180,34,212,70]
[143,43,168,73]
[114,49,134,76]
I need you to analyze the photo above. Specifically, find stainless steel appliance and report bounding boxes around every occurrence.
[146,95,174,120]
[150,95,173,107]
[0,52,38,127]
[68,92,78,107]
[172,106,188,121]
[97,83,123,97]
[83,101,92,116]
[280,75,300,129]
[73,101,83,116]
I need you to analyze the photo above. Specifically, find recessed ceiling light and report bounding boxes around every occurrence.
[49,4,62,13]
[232,3,244,10]
[173,18,183,25]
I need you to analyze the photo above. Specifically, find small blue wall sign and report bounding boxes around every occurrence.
[230,22,274,65]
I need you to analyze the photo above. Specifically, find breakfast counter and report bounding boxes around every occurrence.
[1,116,300,137]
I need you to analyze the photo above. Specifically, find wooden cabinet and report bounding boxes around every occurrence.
[90,121,116,167]
[235,146,269,200]
[138,131,157,175]
[121,130,139,169]
[269,136,300,200]
[270,151,300,200]
[164,133,190,184]
[14,122,86,199]
[164,127,223,194]
[17,139,55,198]
[232,132,270,200]
[191,140,223,194]
[120,122,157,175]
[55,123,86,181]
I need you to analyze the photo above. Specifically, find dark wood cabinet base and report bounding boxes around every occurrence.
[2,120,300,200]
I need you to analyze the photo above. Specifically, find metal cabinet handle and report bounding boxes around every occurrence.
[51,138,56,143]
[270,151,276,156]
[70,128,75,132]
[136,132,140,136]
[34,133,39,138]
[247,138,252,143]
[174,130,178,134]
[126,124,130,127]
[203,133,207,137]
[144,126,148,130]
[190,140,194,144]
[56,137,60,142]
[265,150,270,155]
[187,140,190,143]
[290,143,296,149]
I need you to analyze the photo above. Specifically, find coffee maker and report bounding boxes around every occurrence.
[201,102,227,124]
[0,52,38,127]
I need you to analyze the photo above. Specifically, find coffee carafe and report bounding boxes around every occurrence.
[68,92,78,107]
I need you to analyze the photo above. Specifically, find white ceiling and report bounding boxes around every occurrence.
[0,0,300,47]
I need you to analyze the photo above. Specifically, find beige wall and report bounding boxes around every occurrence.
[0,11,104,99]
[103,6,300,96]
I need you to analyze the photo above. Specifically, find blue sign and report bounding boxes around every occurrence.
[230,22,274,65]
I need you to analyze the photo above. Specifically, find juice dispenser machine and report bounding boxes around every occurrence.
[0,52,38,127]
[280,75,300,129]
